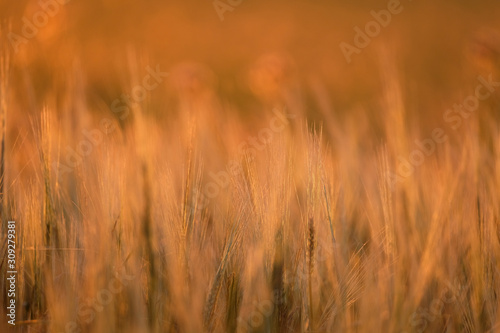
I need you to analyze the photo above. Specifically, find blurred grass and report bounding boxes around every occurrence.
[2,0,499,114]
[1,1,500,333]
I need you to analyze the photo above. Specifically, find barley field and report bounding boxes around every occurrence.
[1,1,500,332]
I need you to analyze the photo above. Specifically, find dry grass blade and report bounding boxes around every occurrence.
[204,214,243,332]
[0,44,8,220]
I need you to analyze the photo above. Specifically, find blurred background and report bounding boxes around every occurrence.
[2,2,500,332]
[2,0,500,121]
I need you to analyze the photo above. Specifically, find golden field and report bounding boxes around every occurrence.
[1,0,500,332]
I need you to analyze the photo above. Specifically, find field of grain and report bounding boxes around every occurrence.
[1,1,500,332]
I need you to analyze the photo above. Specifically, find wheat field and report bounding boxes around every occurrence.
[1,1,500,332]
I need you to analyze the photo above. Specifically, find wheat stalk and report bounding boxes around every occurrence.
[0,44,8,221]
